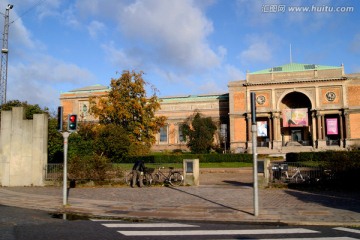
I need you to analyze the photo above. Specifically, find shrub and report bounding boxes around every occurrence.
[286,151,360,189]
[123,153,253,164]
[68,154,111,181]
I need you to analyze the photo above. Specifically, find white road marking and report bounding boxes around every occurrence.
[234,238,358,240]
[90,219,124,222]
[118,228,319,236]
[334,227,360,234]
[103,223,199,228]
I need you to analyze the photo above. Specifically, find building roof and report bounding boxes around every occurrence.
[250,63,342,75]
[160,93,229,103]
[62,84,110,94]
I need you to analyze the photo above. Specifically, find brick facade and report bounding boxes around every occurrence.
[60,63,360,153]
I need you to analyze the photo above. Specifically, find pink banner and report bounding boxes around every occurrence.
[282,108,308,127]
[326,118,338,135]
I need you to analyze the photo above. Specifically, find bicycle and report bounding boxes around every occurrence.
[125,167,154,187]
[152,167,184,186]
[280,164,308,183]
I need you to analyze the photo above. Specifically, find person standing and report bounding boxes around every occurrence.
[132,160,145,187]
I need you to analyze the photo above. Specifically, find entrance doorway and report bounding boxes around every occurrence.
[291,130,302,142]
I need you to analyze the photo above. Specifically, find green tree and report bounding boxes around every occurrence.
[89,70,166,154]
[93,124,131,162]
[182,112,217,153]
[48,118,64,163]
[0,100,49,119]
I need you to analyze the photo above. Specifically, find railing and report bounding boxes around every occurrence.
[45,164,63,181]
[327,139,340,146]
[270,162,325,183]
[257,141,269,147]
[45,163,183,182]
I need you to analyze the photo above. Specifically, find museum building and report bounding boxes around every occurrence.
[59,62,360,153]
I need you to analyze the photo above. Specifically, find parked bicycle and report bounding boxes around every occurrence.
[152,167,184,186]
[280,164,309,183]
[125,167,154,187]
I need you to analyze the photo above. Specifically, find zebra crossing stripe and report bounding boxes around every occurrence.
[90,219,123,222]
[103,223,199,228]
[334,227,360,234]
[118,228,319,236]
[238,238,358,240]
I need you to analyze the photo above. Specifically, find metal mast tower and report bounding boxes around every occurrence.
[0,4,13,105]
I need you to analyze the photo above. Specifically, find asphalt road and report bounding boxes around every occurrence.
[2,205,360,240]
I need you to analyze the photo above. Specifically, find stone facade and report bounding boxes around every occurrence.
[153,94,229,152]
[60,63,360,153]
[228,63,360,153]
[60,87,229,152]
[0,107,48,186]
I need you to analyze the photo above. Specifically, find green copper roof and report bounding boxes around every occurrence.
[61,84,110,94]
[161,93,228,103]
[250,63,342,75]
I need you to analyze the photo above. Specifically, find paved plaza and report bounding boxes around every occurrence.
[0,168,359,226]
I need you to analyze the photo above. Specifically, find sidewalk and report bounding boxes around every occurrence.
[0,168,359,226]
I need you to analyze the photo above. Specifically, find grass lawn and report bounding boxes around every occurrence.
[115,162,253,170]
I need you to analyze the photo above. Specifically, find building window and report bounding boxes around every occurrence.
[160,126,168,143]
[178,124,186,143]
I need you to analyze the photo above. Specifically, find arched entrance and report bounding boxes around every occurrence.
[280,92,312,146]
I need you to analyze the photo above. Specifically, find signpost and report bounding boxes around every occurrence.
[57,106,77,206]
[250,92,259,216]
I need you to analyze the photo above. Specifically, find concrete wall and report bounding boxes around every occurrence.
[0,107,48,186]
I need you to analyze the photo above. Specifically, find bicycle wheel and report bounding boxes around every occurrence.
[125,172,133,186]
[169,172,184,186]
[152,173,162,185]
[142,173,153,187]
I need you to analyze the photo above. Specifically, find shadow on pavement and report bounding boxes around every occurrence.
[284,189,360,213]
[167,186,253,216]
[222,180,253,187]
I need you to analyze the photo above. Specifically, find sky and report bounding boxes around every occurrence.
[1,0,359,111]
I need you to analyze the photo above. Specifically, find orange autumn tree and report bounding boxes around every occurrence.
[89,70,166,155]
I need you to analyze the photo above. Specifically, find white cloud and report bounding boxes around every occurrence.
[235,0,281,26]
[350,33,360,54]
[7,55,96,108]
[240,40,272,64]
[225,64,245,81]
[88,20,106,38]
[102,42,143,70]
[116,0,220,73]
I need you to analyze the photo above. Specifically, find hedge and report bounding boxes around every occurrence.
[286,151,360,189]
[123,153,253,164]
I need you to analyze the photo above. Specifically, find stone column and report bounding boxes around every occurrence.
[268,116,272,149]
[272,113,281,150]
[246,115,252,149]
[339,113,344,147]
[344,112,349,147]
[321,115,325,141]
[316,113,322,140]
[311,111,317,148]
[317,113,327,148]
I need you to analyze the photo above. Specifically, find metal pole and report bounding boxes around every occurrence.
[62,131,70,206]
[250,92,259,216]
[0,4,13,105]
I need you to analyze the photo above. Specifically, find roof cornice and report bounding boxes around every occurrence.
[243,77,347,86]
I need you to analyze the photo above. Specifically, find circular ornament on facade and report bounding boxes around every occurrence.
[326,91,336,102]
[256,95,266,105]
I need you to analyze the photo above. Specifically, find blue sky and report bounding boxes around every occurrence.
[1,0,359,111]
